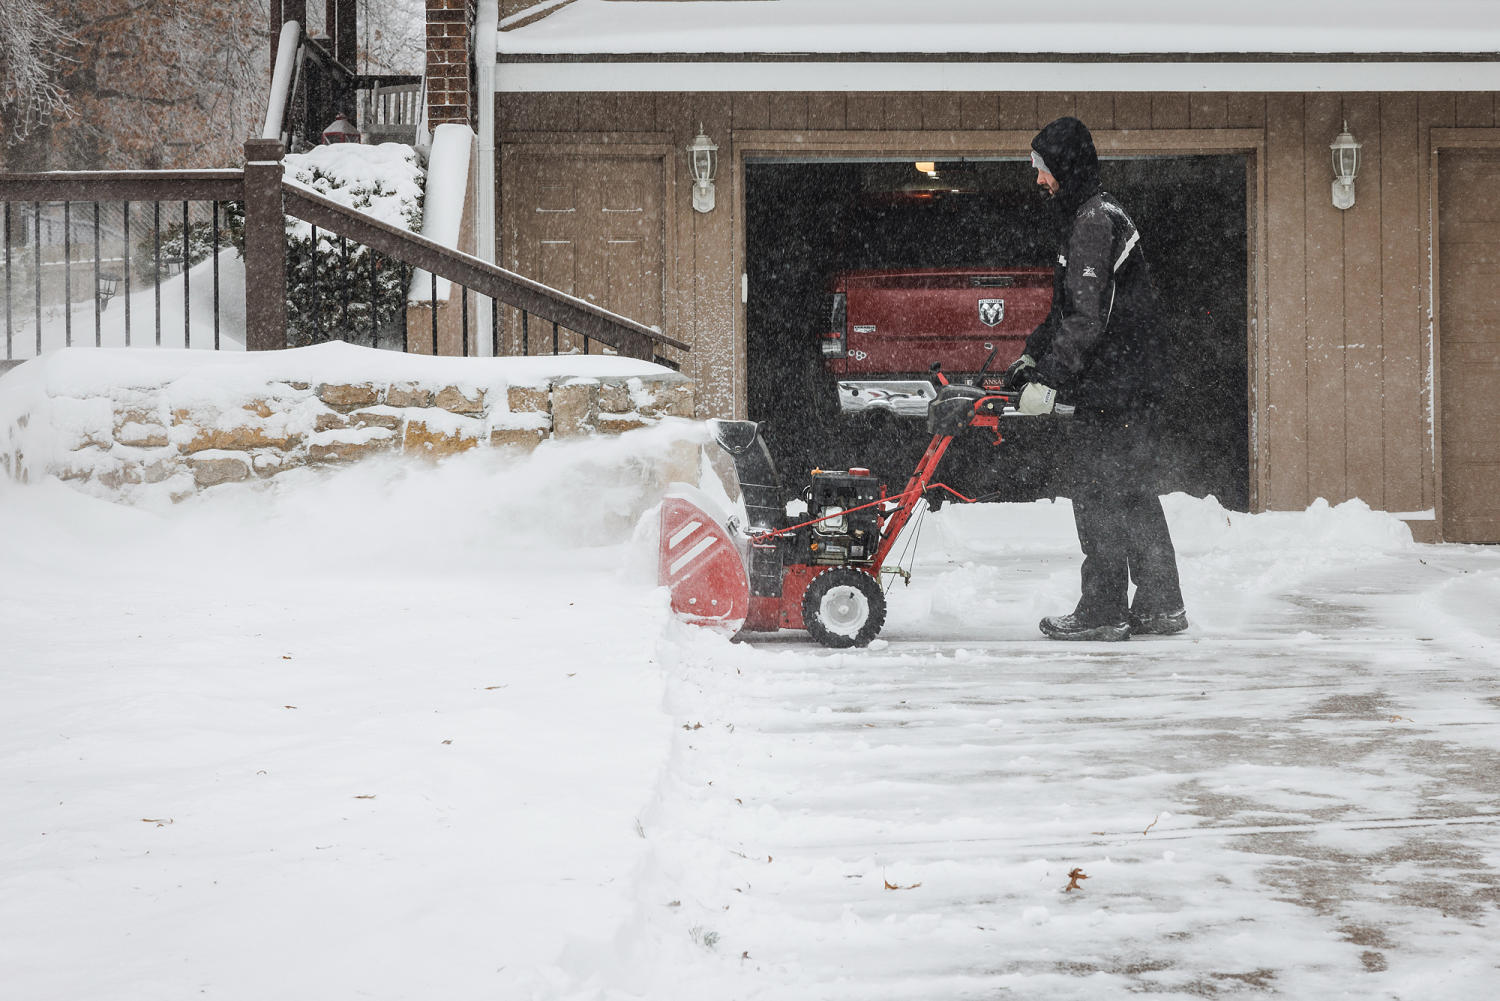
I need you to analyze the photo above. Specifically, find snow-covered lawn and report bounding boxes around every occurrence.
[3,419,1499,999]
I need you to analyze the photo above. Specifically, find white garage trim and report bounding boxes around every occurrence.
[494,59,1500,94]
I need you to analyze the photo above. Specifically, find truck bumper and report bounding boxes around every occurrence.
[836,379,937,418]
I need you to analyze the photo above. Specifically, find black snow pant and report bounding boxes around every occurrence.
[1063,410,1184,625]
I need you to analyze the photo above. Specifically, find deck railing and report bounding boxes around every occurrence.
[0,141,689,369]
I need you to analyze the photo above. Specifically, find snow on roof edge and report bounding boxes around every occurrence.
[494,0,1500,57]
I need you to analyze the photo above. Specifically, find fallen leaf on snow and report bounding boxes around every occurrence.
[884,876,921,891]
[1065,867,1089,891]
[354,794,376,800]
[141,818,173,826]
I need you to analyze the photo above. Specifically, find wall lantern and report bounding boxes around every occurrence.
[322,112,362,145]
[1330,121,1362,210]
[97,273,121,311]
[686,127,718,213]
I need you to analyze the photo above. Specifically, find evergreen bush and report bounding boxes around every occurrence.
[280,145,424,349]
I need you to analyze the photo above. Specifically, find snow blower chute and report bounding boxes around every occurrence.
[659,369,1027,647]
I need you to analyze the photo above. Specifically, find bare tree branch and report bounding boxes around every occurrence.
[0,0,79,138]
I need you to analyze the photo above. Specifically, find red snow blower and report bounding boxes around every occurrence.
[659,367,1028,647]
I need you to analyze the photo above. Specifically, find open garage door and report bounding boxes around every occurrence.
[745,155,1250,509]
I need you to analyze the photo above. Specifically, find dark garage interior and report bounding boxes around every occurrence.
[744,155,1250,510]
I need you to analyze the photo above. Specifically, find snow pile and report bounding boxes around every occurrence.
[0,438,690,1001]
[282,142,425,238]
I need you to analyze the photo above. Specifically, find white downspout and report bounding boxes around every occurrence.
[475,0,499,354]
[262,20,303,144]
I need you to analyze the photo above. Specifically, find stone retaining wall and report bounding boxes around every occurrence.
[0,346,695,505]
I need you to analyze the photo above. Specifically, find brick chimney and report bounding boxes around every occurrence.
[426,0,475,129]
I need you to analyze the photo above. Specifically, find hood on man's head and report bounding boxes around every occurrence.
[1031,116,1100,209]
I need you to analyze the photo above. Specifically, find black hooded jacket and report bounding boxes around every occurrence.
[1025,117,1164,413]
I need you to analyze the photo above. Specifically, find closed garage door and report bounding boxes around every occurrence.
[1439,151,1500,543]
[501,153,664,354]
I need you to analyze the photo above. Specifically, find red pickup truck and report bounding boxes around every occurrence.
[820,266,1054,417]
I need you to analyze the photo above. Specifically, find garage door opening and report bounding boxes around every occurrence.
[745,155,1250,510]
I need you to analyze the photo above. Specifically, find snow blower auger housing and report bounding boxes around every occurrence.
[660,369,1024,648]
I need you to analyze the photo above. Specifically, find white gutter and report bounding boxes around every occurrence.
[475,0,499,355]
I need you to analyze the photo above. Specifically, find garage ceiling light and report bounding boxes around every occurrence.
[1331,122,1361,211]
[914,161,938,176]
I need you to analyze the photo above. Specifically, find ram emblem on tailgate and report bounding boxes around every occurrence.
[978,299,1006,327]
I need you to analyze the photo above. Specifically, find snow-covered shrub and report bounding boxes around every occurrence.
[280,143,424,349]
[132,210,237,283]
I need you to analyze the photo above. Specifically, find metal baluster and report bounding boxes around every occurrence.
[521,310,529,356]
[181,201,190,348]
[63,201,72,347]
[429,272,437,354]
[93,203,101,346]
[490,296,498,358]
[33,202,41,356]
[122,202,131,347]
[211,202,220,350]
[5,203,13,360]
[310,225,321,342]
[340,237,350,337]
[552,320,559,356]
[461,285,469,356]
[153,202,162,346]
[368,245,377,347]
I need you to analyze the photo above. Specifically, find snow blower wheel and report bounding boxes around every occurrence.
[802,567,886,648]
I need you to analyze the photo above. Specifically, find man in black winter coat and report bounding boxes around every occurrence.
[1005,116,1187,641]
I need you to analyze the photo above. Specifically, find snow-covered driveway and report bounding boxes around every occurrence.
[632,542,1500,1000]
[3,434,1498,1000]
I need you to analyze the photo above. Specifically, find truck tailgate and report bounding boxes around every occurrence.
[830,268,1052,376]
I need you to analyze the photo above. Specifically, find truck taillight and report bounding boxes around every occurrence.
[822,293,848,358]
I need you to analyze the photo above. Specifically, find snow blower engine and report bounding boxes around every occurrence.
[659,365,1029,647]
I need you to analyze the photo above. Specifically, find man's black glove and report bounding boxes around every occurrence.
[1001,353,1036,390]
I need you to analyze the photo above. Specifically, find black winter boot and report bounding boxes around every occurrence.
[1128,608,1189,636]
[1039,613,1130,642]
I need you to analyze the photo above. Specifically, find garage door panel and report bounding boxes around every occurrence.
[535,182,577,214]
[1440,221,1500,246]
[1442,465,1500,514]
[604,239,649,324]
[1440,257,1500,283]
[539,241,578,294]
[504,151,665,354]
[1439,149,1500,542]
[1444,438,1500,465]
[1443,342,1500,366]
[1439,308,1500,340]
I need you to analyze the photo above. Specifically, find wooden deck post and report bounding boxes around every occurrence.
[243,139,287,352]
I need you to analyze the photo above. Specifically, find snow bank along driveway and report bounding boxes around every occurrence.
[3,426,1498,1000]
